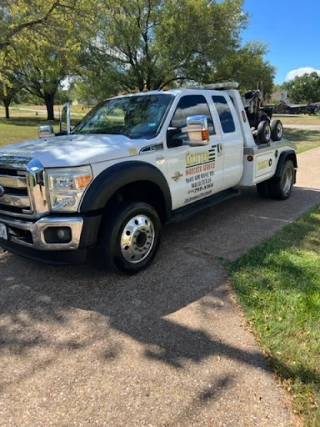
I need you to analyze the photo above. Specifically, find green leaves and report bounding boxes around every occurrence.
[1,0,276,114]
[96,0,253,90]
[283,72,320,104]
[212,41,276,97]
[0,0,97,119]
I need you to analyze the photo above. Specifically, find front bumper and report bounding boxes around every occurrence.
[0,213,102,265]
[0,215,84,250]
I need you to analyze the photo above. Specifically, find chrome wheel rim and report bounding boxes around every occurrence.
[264,125,271,140]
[282,167,293,194]
[120,215,155,264]
[276,123,283,138]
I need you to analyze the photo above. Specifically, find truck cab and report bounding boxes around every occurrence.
[0,83,297,273]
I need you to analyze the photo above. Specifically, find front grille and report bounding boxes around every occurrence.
[0,169,33,217]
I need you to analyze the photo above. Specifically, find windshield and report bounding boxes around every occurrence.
[72,94,173,139]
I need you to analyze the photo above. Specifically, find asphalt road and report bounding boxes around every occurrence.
[0,148,319,426]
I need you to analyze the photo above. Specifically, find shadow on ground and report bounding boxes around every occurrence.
[0,187,319,366]
[0,185,318,425]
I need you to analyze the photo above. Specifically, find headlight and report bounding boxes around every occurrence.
[46,166,93,212]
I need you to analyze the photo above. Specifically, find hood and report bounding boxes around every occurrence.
[0,134,146,168]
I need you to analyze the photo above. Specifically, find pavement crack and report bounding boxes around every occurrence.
[183,246,226,262]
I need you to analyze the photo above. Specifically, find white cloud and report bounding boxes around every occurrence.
[285,67,320,81]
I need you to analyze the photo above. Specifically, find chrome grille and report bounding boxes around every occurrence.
[0,157,49,219]
[0,169,33,217]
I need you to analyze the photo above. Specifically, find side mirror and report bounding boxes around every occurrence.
[183,115,209,146]
[38,125,55,139]
[60,102,71,134]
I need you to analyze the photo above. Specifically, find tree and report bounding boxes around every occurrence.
[283,72,320,103]
[0,0,96,120]
[96,0,249,90]
[17,37,77,121]
[5,0,97,120]
[0,72,22,119]
[1,0,276,116]
[212,42,276,97]
[0,0,84,51]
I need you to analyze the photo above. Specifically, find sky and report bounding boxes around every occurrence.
[242,0,320,83]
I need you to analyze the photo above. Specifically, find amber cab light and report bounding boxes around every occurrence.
[202,130,209,141]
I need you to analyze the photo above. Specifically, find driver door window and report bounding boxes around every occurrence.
[169,95,215,146]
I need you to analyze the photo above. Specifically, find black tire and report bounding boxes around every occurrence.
[260,113,270,123]
[271,120,283,141]
[256,120,271,144]
[271,160,295,200]
[99,201,161,274]
[256,179,272,198]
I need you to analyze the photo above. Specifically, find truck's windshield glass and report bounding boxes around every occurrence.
[72,94,173,139]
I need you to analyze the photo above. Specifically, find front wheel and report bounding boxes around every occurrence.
[99,201,162,274]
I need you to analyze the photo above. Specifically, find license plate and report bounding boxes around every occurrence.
[0,223,8,240]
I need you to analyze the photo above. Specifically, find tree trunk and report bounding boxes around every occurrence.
[3,98,11,119]
[44,92,55,120]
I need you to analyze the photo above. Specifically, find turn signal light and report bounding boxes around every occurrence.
[202,130,209,141]
[76,174,92,189]
[247,155,253,162]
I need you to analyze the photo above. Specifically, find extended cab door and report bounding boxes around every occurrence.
[164,94,224,210]
[211,94,243,189]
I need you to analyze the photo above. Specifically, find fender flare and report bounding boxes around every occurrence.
[80,161,172,219]
[274,150,297,180]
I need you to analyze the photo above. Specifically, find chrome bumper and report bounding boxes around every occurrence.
[0,215,83,250]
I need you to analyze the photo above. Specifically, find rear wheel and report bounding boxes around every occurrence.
[99,201,161,274]
[256,179,272,198]
[257,160,295,200]
[271,160,295,200]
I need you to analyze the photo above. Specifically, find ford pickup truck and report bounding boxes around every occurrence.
[0,82,297,273]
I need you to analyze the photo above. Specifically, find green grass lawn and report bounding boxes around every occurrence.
[0,117,44,146]
[227,207,320,426]
[275,114,320,126]
[284,129,320,154]
[0,116,81,147]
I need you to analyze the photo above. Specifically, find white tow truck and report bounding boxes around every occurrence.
[0,82,297,273]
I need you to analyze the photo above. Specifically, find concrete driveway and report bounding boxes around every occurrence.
[1,148,319,426]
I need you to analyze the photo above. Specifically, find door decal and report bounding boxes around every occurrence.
[184,146,216,204]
